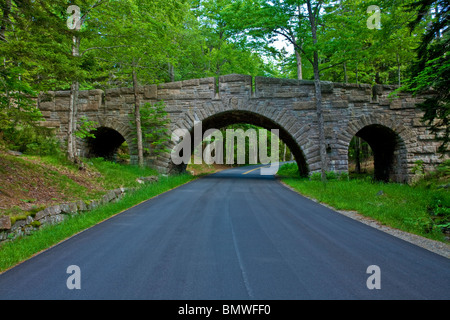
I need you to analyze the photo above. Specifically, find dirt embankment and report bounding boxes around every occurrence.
[0,152,104,216]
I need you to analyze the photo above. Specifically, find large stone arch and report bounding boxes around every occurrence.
[163,99,313,176]
[339,114,416,182]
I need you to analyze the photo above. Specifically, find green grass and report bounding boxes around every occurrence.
[30,155,159,191]
[0,173,195,272]
[277,162,302,178]
[278,163,450,243]
[87,157,160,190]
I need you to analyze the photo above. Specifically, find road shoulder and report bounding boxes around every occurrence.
[278,179,450,259]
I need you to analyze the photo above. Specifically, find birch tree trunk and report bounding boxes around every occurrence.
[306,0,327,182]
[68,35,80,163]
[168,62,175,82]
[295,4,303,81]
[295,50,303,80]
[133,66,144,168]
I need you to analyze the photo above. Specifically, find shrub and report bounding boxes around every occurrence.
[436,160,450,177]
[428,195,450,234]
[310,172,322,181]
[6,125,62,156]
[326,171,338,180]
[338,172,349,181]
[309,171,348,181]
[412,160,425,175]
[277,162,299,177]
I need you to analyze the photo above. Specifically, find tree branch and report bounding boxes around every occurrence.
[81,45,130,55]
[319,61,345,73]
[314,0,324,20]
[272,29,313,65]
[80,0,109,26]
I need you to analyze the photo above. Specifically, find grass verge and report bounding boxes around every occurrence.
[0,173,195,273]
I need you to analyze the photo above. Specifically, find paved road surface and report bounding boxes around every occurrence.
[0,165,449,300]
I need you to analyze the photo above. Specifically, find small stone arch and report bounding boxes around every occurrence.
[341,114,415,182]
[79,117,136,163]
[97,117,135,148]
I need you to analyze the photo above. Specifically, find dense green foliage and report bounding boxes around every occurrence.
[0,1,438,92]
[402,0,449,154]
[0,0,446,161]
[129,101,171,156]
[0,0,276,155]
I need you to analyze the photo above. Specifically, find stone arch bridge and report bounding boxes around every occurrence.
[38,74,444,183]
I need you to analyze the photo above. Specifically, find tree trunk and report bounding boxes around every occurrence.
[68,80,80,162]
[133,67,144,168]
[294,9,303,81]
[396,52,401,86]
[355,137,361,174]
[67,92,75,162]
[343,62,348,83]
[0,0,11,42]
[168,62,175,82]
[313,64,327,182]
[307,0,327,182]
[435,4,441,38]
[295,50,303,80]
[375,71,381,84]
[68,35,80,163]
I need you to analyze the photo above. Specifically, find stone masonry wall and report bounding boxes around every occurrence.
[0,188,127,244]
[37,74,446,183]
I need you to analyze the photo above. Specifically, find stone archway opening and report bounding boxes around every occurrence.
[351,124,407,182]
[170,110,309,177]
[86,127,128,162]
[348,136,374,177]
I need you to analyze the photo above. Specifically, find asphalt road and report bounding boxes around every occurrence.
[0,164,449,300]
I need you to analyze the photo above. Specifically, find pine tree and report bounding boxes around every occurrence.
[406,0,449,154]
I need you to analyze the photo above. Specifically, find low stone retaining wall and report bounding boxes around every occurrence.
[0,188,128,243]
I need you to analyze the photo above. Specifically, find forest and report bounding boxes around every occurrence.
[0,0,448,168]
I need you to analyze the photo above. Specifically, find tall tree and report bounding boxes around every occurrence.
[66,1,108,164]
[405,0,449,154]
[220,0,312,80]
[85,0,188,167]
[305,0,328,181]
[217,0,330,180]
[182,0,272,80]
[1,0,110,163]
[0,0,80,150]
